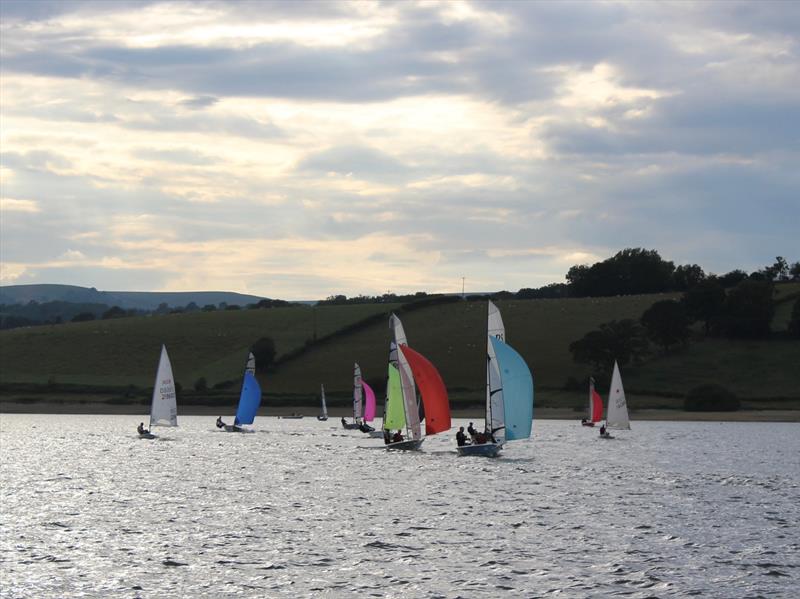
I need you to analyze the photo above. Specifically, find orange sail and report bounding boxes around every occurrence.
[398,344,451,436]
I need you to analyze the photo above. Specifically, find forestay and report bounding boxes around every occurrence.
[150,345,177,427]
[606,361,630,430]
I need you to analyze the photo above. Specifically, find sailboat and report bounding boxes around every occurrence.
[457,301,533,457]
[383,314,451,451]
[217,352,261,433]
[341,363,367,430]
[581,377,603,426]
[317,384,329,421]
[600,361,629,439]
[138,344,178,439]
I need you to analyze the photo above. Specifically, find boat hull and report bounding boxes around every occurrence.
[317,416,328,421]
[138,432,157,439]
[457,443,502,457]
[223,425,253,433]
[599,433,615,440]
[341,422,361,430]
[278,416,304,419]
[581,422,596,427]
[367,430,384,438]
[386,438,424,451]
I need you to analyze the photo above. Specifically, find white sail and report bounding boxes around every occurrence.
[606,361,630,430]
[486,301,506,443]
[353,363,363,420]
[320,384,328,418]
[244,352,256,376]
[150,345,177,427]
[390,314,421,439]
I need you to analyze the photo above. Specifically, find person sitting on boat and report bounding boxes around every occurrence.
[456,426,469,447]
[599,424,607,437]
[216,416,225,429]
[392,430,404,443]
[137,422,149,435]
[474,431,487,444]
[341,417,348,427]
[467,422,477,440]
[383,429,391,445]
[486,427,499,444]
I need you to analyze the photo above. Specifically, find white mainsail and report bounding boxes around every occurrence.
[150,345,177,427]
[605,361,630,430]
[353,363,363,420]
[486,301,506,443]
[390,314,421,439]
[244,351,256,376]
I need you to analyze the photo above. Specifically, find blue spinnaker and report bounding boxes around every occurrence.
[490,336,533,441]
[234,371,261,426]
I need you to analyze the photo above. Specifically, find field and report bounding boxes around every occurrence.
[1,285,798,415]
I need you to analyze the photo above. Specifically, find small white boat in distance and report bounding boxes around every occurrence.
[600,361,629,439]
[138,345,178,439]
[317,384,328,421]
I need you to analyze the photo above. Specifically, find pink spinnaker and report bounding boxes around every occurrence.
[363,381,376,422]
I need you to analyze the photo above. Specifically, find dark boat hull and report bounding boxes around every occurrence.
[457,442,502,457]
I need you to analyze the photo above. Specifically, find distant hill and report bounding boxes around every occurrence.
[0,284,267,310]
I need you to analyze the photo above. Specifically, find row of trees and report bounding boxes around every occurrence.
[569,277,799,376]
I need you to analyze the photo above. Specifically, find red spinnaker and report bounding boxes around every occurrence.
[590,389,604,422]
[398,344,451,435]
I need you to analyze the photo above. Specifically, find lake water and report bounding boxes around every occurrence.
[0,415,797,598]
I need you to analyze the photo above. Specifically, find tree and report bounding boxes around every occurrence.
[684,384,740,412]
[102,306,127,319]
[71,312,96,322]
[673,264,705,290]
[565,248,676,297]
[761,256,789,282]
[641,300,690,352]
[569,319,649,375]
[194,377,208,392]
[251,337,277,372]
[788,299,800,338]
[202,304,217,311]
[718,269,748,288]
[719,280,775,338]
[682,279,725,334]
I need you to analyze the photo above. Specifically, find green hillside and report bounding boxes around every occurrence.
[1,289,798,412]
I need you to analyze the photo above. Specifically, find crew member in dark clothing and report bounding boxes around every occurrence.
[383,429,391,444]
[137,422,148,435]
[456,426,469,447]
[392,430,404,443]
[216,417,225,429]
[467,422,477,439]
[599,424,607,437]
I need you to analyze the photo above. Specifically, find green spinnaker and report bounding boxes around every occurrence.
[383,363,406,430]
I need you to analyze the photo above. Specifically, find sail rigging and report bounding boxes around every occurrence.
[605,361,630,430]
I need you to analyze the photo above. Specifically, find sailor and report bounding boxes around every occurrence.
[456,426,469,447]
[599,424,607,437]
[383,429,391,444]
[137,422,148,435]
[216,416,225,429]
[392,430,404,443]
[341,417,348,427]
[467,422,477,439]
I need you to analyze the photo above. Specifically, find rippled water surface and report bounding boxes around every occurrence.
[1,415,798,598]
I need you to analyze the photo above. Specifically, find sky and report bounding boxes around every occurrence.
[1,1,798,300]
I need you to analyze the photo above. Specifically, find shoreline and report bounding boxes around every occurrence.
[1,402,798,422]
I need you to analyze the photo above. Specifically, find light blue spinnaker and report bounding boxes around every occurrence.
[490,336,533,441]
[234,371,261,426]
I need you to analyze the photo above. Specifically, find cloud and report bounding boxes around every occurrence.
[0,0,797,297]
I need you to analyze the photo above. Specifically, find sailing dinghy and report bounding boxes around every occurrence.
[139,345,178,439]
[317,384,329,421]
[383,314,451,451]
[457,301,533,457]
[342,363,368,430]
[217,352,261,433]
[600,361,629,439]
[582,377,603,426]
